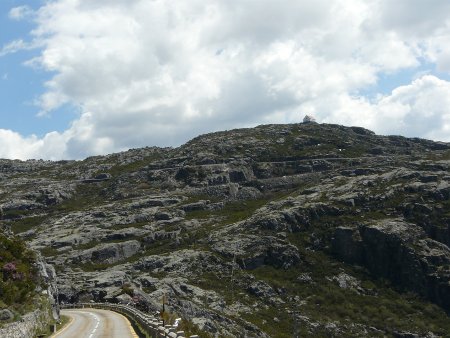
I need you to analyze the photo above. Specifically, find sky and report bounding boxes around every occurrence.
[1,0,450,160]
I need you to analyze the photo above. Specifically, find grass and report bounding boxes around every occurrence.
[107,153,163,177]
[75,262,112,272]
[185,191,293,224]
[55,183,108,213]
[140,239,177,257]
[177,319,214,338]
[425,149,450,161]
[54,315,71,333]
[106,221,148,231]
[40,247,60,257]
[242,258,450,337]
[10,215,48,234]
[41,314,71,337]
[2,209,30,220]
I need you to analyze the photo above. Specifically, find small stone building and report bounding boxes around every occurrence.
[303,115,317,123]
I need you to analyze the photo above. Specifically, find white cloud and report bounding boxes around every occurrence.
[422,27,450,73]
[373,75,450,140]
[321,75,450,141]
[0,39,29,56]
[9,5,34,20]
[2,0,450,160]
[0,129,65,160]
[377,0,450,37]
[375,0,450,73]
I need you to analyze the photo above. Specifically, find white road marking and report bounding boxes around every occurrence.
[55,308,139,338]
[88,312,100,338]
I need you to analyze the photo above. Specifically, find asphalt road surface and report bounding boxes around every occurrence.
[53,308,139,338]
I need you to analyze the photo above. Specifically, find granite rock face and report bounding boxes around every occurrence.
[332,220,450,310]
[1,123,450,337]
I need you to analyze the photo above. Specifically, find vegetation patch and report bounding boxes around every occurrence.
[108,153,163,177]
[0,234,39,315]
[55,183,108,213]
[246,261,450,337]
[10,215,48,234]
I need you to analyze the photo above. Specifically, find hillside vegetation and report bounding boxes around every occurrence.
[0,231,39,323]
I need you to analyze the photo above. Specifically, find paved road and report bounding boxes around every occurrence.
[53,308,138,338]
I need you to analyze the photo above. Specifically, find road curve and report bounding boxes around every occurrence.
[53,308,139,338]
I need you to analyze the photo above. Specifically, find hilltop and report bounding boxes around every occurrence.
[1,122,450,337]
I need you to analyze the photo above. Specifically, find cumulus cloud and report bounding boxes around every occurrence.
[323,75,450,141]
[0,129,61,160]
[373,75,450,140]
[2,0,450,160]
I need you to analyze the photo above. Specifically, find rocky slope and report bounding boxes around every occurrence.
[1,122,450,337]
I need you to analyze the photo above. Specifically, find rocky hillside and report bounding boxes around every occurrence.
[1,122,450,337]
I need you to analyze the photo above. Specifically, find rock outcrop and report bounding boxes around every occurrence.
[332,219,450,311]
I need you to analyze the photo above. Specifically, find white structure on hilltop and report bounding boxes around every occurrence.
[303,115,317,123]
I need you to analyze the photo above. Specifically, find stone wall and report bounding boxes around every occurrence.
[0,308,51,338]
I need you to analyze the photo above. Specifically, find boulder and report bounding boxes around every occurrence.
[211,235,300,270]
[247,280,276,298]
[116,293,133,304]
[72,240,141,264]
[0,309,14,321]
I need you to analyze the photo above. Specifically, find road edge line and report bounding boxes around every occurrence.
[50,312,75,338]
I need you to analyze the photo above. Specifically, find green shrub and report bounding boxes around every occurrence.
[0,234,38,312]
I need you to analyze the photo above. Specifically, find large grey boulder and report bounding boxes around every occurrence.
[71,240,141,264]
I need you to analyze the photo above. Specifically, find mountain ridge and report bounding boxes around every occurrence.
[1,122,450,337]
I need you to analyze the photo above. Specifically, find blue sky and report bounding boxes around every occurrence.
[1,0,42,135]
[0,0,76,137]
[1,0,450,160]
[357,61,450,99]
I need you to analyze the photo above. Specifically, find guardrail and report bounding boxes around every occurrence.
[61,302,199,338]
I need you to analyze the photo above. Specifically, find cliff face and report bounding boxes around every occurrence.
[1,123,450,337]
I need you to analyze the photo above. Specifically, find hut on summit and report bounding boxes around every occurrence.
[303,115,317,123]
